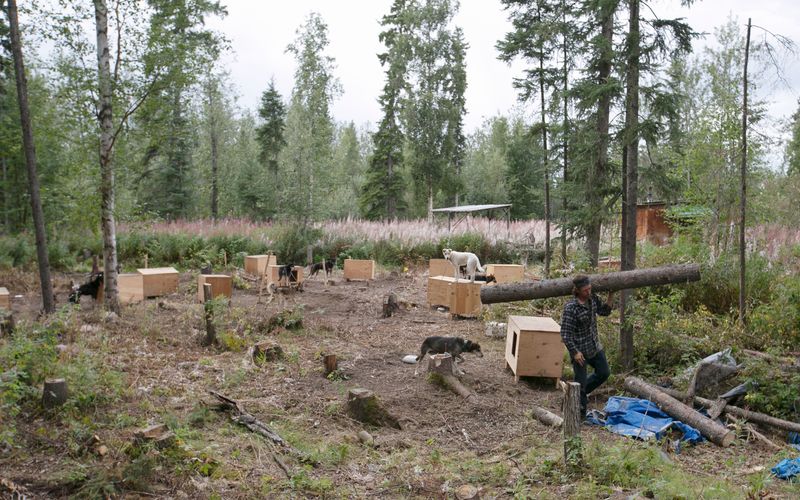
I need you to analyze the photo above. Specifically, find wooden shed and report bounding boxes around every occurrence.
[636,202,672,245]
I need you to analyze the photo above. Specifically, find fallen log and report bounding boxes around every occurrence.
[659,386,800,435]
[210,391,316,465]
[480,264,700,304]
[531,405,563,427]
[623,376,735,447]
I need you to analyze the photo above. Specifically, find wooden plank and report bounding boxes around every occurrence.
[136,267,179,297]
[485,264,525,284]
[429,258,454,278]
[343,259,375,281]
[0,287,9,310]
[245,254,276,276]
[197,274,233,302]
[118,274,144,304]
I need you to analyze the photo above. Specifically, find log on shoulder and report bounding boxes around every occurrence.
[623,377,734,447]
[481,264,700,304]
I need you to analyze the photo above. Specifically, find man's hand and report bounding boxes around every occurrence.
[574,351,585,367]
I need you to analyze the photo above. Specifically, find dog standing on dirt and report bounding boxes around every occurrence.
[278,264,297,286]
[416,336,483,363]
[443,248,485,282]
[308,259,335,279]
[69,273,103,304]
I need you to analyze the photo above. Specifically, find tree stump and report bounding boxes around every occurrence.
[133,423,176,449]
[42,378,68,408]
[346,388,401,429]
[253,342,283,365]
[427,354,477,402]
[323,354,338,376]
[202,283,216,346]
[382,293,399,318]
[562,381,582,468]
[0,312,14,337]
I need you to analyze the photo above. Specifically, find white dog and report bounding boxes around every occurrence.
[443,248,484,282]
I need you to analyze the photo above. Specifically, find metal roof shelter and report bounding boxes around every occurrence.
[431,203,512,239]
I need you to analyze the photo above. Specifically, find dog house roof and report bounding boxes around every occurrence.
[431,203,511,213]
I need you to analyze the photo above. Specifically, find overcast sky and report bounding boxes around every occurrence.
[208,0,799,143]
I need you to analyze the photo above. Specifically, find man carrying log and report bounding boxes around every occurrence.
[560,275,615,419]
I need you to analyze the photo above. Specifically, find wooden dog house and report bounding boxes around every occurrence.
[427,276,482,317]
[265,265,305,288]
[428,258,454,278]
[0,287,9,310]
[197,274,233,302]
[245,254,276,276]
[137,267,179,297]
[343,259,375,281]
[118,274,145,304]
[485,264,524,284]
[505,315,565,385]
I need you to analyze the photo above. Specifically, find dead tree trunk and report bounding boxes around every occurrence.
[481,264,700,304]
[202,283,216,346]
[623,377,734,447]
[531,405,563,428]
[658,386,800,435]
[7,0,55,314]
[562,381,582,467]
[739,18,752,327]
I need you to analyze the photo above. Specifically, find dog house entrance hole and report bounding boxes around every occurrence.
[511,331,518,357]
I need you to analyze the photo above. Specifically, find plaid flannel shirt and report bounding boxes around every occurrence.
[560,293,612,359]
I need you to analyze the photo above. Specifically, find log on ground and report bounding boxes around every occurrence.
[426,354,477,402]
[658,386,800,435]
[531,405,563,428]
[623,377,735,447]
[481,264,700,304]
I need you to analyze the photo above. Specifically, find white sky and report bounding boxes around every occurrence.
[212,0,800,146]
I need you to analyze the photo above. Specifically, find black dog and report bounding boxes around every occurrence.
[416,336,483,363]
[459,265,496,284]
[308,259,335,278]
[69,273,103,304]
[278,264,298,285]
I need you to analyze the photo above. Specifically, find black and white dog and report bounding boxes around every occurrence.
[69,273,103,304]
[308,259,335,278]
[416,336,483,363]
[278,264,298,285]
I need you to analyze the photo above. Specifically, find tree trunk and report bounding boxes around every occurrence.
[94,0,120,314]
[209,85,219,220]
[7,0,55,314]
[481,264,700,304]
[538,27,551,278]
[562,381,582,467]
[1,157,8,232]
[386,155,396,221]
[585,4,615,268]
[532,405,563,427]
[658,386,800,435]
[202,283,216,346]
[623,376,735,447]
[427,180,433,222]
[561,3,569,267]
[620,0,640,370]
[739,19,751,327]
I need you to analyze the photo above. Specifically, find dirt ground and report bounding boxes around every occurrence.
[0,266,797,498]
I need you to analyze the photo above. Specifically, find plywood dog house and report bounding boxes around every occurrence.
[485,264,524,284]
[505,315,565,385]
[0,287,10,310]
[245,254,277,276]
[343,259,375,281]
[197,274,233,302]
[117,267,179,305]
[427,276,482,317]
[265,265,305,288]
[429,258,454,278]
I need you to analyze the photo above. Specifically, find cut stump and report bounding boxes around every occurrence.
[346,388,401,429]
[42,378,68,408]
[253,342,284,365]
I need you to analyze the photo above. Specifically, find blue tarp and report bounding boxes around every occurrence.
[587,396,704,445]
[772,458,800,481]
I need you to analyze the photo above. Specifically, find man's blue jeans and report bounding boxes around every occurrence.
[571,350,610,416]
